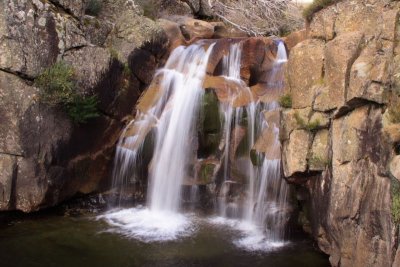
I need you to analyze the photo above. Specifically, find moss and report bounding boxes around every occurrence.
[392,178,400,226]
[302,0,340,22]
[35,61,100,124]
[309,155,329,168]
[278,94,292,108]
[294,112,320,132]
[198,163,216,184]
[85,0,103,16]
[250,149,265,166]
[109,48,120,61]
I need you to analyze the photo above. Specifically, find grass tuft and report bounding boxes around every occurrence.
[302,0,339,22]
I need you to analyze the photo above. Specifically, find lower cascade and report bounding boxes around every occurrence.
[100,38,292,249]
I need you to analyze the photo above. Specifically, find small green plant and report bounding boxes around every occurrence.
[36,61,100,123]
[85,0,103,16]
[278,94,292,108]
[294,112,320,132]
[392,178,400,226]
[123,63,131,76]
[302,0,339,22]
[66,95,100,123]
[36,61,76,106]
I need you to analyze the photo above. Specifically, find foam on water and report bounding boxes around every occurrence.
[207,216,288,252]
[98,208,195,242]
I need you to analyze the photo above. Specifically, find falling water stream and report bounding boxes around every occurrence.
[102,40,294,249]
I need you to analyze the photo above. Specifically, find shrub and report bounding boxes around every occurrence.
[35,61,100,123]
[294,112,320,132]
[279,94,292,108]
[36,61,76,106]
[85,0,103,16]
[66,95,100,123]
[302,0,339,22]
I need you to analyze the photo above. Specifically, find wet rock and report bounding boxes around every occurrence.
[0,155,18,210]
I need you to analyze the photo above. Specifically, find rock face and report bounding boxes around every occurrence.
[0,0,171,212]
[282,0,400,266]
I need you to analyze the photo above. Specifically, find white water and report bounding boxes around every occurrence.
[103,40,290,247]
[105,43,215,241]
[215,40,290,250]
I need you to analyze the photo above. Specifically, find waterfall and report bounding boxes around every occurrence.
[101,42,215,242]
[148,43,215,212]
[215,40,290,249]
[102,40,290,247]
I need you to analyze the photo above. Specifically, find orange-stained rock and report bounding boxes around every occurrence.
[240,38,267,83]
[283,29,308,50]
[203,75,255,107]
[136,74,164,113]
[206,38,239,75]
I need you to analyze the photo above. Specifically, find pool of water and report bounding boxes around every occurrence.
[0,209,329,267]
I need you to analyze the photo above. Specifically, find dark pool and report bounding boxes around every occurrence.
[0,211,329,267]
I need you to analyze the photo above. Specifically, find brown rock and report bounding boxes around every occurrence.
[314,32,364,111]
[390,155,400,182]
[175,17,214,40]
[309,7,337,41]
[283,30,308,51]
[0,155,17,210]
[332,105,369,164]
[287,39,325,109]
[158,19,186,51]
[347,42,390,106]
[282,129,311,177]
[309,129,329,171]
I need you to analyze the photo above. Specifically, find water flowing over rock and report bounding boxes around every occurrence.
[108,37,292,248]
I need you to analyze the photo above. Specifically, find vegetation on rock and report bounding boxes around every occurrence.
[294,112,320,132]
[36,61,100,123]
[278,94,292,108]
[309,155,329,168]
[392,178,400,226]
[302,0,339,22]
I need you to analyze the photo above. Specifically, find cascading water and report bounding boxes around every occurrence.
[101,39,291,248]
[214,41,290,250]
[100,42,215,241]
